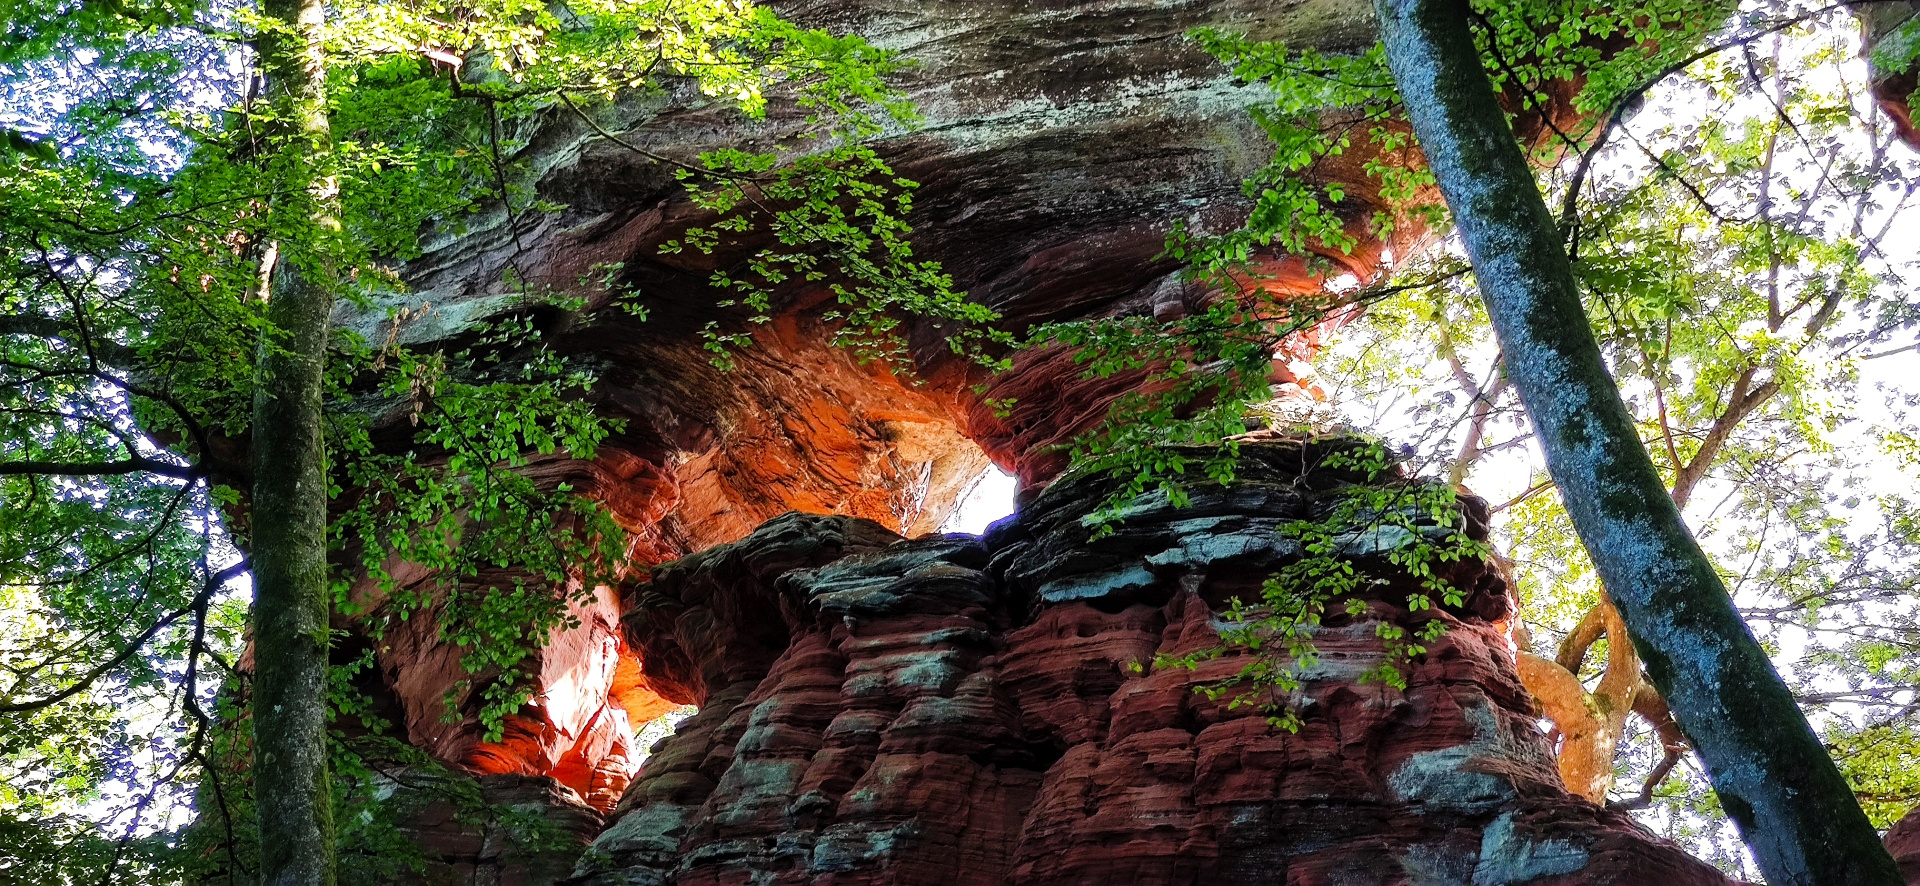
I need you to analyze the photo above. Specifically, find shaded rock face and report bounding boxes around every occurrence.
[358,0,1402,518]
[382,773,604,886]
[562,438,1731,886]
[1891,805,1920,885]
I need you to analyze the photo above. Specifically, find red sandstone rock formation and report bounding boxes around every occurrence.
[342,0,1571,785]
[384,772,605,886]
[1890,805,1920,884]
[317,2,1920,875]
[346,0,1403,800]
[560,437,1733,886]
[1860,3,1920,149]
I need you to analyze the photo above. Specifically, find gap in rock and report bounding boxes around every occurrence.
[940,466,1017,535]
[631,704,698,767]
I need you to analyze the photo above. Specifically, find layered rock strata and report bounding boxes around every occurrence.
[1891,806,1920,884]
[565,436,1732,886]
[344,0,1632,789]
[359,0,1384,531]
[381,772,605,886]
[343,0,1368,786]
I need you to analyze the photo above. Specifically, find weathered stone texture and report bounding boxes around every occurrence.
[347,0,1379,786]
[385,772,604,886]
[319,3,1920,877]
[344,0,1630,794]
[1891,805,1920,885]
[563,437,1732,886]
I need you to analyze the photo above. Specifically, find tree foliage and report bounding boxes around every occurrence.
[1039,0,1920,874]
[1316,6,1920,860]
[0,0,981,880]
[7,0,1920,881]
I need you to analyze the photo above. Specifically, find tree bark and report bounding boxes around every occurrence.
[249,0,338,882]
[1370,2,1901,884]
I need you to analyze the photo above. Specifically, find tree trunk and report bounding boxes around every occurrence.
[1370,2,1901,884]
[250,0,338,882]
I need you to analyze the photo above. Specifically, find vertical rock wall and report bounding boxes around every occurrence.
[336,0,1632,795]
[344,0,1387,803]
[567,437,1733,886]
[322,3,1920,875]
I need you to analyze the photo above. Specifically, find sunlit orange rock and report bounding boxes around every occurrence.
[1890,805,1920,885]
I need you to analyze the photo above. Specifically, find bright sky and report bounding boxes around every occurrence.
[941,467,1018,534]
[927,14,1920,869]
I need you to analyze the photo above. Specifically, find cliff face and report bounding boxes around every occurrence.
[566,438,1731,886]
[366,448,1920,886]
[332,1,1920,879]
[351,0,1402,804]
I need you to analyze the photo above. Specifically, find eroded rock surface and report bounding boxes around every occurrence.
[361,0,1388,522]
[325,1,1907,871]
[343,0,1424,799]
[1891,805,1920,885]
[563,437,1731,886]
[339,0,1660,795]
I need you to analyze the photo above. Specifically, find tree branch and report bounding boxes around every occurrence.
[0,455,200,480]
[0,559,248,714]
[1376,2,1902,880]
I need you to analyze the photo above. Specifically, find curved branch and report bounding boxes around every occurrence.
[0,559,248,714]
[1555,598,1608,674]
[1611,679,1688,811]
[0,315,138,365]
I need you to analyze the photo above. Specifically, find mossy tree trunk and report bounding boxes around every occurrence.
[1370,1,1901,883]
[250,0,338,882]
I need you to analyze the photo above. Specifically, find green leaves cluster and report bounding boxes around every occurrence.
[332,305,626,739]
[1044,4,1919,865]
[1032,298,1333,533]
[1171,31,1406,271]
[666,143,1012,373]
[0,0,1005,877]
[1301,1,1920,858]
[1154,441,1488,731]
